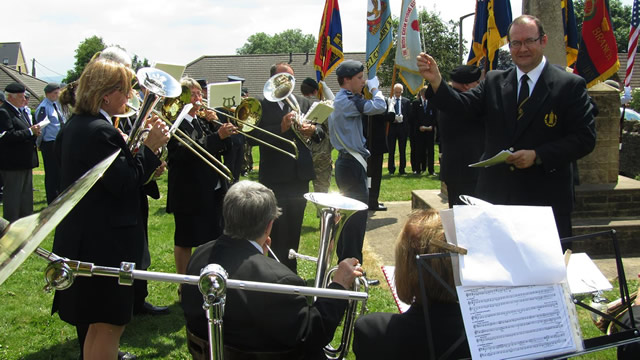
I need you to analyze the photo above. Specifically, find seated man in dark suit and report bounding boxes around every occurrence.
[181,180,363,360]
[352,209,470,359]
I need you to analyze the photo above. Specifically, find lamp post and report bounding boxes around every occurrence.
[459,12,475,65]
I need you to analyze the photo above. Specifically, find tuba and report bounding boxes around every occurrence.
[290,192,370,360]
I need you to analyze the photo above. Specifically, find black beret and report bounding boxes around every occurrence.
[449,65,481,84]
[5,82,25,93]
[336,60,364,78]
[196,79,207,89]
[44,83,61,93]
[227,75,245,83]
[302,77,319,90]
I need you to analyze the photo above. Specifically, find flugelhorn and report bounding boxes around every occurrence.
[162,86,299,160]
[263,73,311,149]
[290,192,370,360]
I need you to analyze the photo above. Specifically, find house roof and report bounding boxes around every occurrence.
[0,42,28,73]
[0,64,47,108]
[184,52,369,100]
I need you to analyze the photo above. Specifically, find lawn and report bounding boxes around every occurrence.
[0,146,636,359]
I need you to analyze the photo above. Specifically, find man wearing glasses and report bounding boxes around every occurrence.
[417,15,596,243]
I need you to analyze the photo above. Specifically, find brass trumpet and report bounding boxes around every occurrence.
[162,87,299,160]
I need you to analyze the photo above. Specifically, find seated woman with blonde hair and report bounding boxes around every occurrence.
[352,208,470,359]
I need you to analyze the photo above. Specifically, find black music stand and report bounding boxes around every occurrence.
[416,253,470,360]
[542,230,640,359]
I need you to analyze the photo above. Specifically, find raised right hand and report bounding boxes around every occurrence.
[417,53,442,92]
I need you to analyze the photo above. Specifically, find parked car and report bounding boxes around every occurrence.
[621,107,640,121]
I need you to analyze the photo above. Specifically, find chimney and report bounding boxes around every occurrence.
[32,59,36,77]
[288,52,293,64]
[303,52,309,65]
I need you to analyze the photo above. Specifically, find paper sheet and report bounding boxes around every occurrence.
[566,253,613,294]
[469,149,513,168]
[446,205,566,286]
[457,284,582,359]
[38,118,51,128]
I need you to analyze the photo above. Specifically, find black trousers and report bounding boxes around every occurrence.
[335,153,368,263]
[387,125,407,173]
[367,153,384,207]
[266,181,309,272]
[445,181,477,208]
[412,131,434,173]
[41,140,61,204]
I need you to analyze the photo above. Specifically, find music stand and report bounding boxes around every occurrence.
[542,230,640,358]
[416,253,470,360]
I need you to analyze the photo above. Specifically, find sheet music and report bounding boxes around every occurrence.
[469,149,513,168]
[457,284,582,359]
[566,253,613,294]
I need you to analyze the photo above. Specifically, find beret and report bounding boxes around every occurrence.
[449,65,481,84]
[196,79,207,89]
[227,75,245,83]
[336,60,365,77]
[302,77,319,90]
[44,83,61,93]
[5,82,25,93]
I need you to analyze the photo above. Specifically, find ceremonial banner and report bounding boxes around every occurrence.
[574,0,620,88]
[625,0,639,87]
[314,0,343,82]
[563,0,579,67]
[467,0,512,70]
[366,0,393,79]
[394,0,424,95]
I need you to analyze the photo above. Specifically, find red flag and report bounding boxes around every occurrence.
[573,0,620,87]
[314,0,343,82]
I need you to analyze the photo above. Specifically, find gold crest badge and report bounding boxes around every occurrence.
[544,111,557,127]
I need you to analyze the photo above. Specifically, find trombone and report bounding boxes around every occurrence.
[162,87,299,160]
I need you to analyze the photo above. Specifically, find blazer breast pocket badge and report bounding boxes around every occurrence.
[544,111,557,128]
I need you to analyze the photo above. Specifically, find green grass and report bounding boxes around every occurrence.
[0,146,634,359]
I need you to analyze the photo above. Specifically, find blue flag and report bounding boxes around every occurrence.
[563,0,579,67]
[366,0,393,79]
[467,0,512,70]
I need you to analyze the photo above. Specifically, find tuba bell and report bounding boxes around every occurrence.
[290,192,370,360]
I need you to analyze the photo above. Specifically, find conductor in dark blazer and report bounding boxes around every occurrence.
[0,82,41,222]
[253,62,321,272]
[353,209,470,359]
[417,15,596,240]
[182,180,363,360]
[410,86,438,175]
[51,58,169,359]
[387,83,411,175]
[437,66,484,207]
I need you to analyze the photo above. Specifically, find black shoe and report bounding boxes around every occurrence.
[388,170,395,175]
[367,279,381,286]
[398,170,406,175]
[368,203,387,211]
[429,172,435,176]
[134,302,170,316]
[118,351,137,360]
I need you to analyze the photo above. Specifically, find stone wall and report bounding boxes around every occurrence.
[619,120,640,178]
[577,83,620,184]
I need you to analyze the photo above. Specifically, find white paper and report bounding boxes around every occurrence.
[566,253,613,294]
[457,284,581,360]
[469,149,513,168]
[152,62,186,81]
[454,205,566,286]
[38,118,51,128]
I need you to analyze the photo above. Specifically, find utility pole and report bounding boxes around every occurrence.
[459,12,475,65]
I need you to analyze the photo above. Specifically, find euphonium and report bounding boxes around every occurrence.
[292,192,370,360]
[263,73,312,149]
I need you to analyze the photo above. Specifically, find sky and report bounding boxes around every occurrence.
[1,0,633,83]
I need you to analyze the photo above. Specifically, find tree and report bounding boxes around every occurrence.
[236,29,316,54]
[63,36,106,83]
[377,8,461,95]
[131,55,150,72]
[573,0,632,53]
